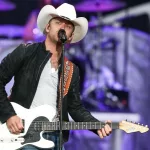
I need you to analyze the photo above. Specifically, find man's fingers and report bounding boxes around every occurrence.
[97,130,104,139]
[105,120,112,133]
[10,123,19,134]
[104,124,111,135]
[9,121,22,134]
[98,120,112,139]
[15,122,23,133]
[101,128,107,137]
[6,116,24,134]
[17,119,24,130]
[20,119,24,127]
[9,126,16,133]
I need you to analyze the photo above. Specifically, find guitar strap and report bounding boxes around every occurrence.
[57,58,74,117]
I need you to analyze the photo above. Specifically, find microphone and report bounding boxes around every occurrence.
[58,29,67,43]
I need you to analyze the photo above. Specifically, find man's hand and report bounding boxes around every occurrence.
[97,120,112,139]
[6,115,24,134]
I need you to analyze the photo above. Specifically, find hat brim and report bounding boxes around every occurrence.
[37,5,88,43]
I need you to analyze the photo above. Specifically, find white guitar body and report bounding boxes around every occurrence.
[0,102,57,150]
[0,103,149,150]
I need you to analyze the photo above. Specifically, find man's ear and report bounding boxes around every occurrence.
[67,33,74,43]
[45,23,50,33]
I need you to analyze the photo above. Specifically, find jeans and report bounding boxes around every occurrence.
[21,132,65,150]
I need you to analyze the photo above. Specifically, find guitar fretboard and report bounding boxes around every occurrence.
[31,121,119,131]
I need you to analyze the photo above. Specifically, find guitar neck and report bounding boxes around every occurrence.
[33,122,119,131]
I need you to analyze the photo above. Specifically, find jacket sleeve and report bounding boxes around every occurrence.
[67,65,99,135]
[0,44,26,123]
[68,65,99,122]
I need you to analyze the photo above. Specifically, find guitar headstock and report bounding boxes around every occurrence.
[119,120,149,133]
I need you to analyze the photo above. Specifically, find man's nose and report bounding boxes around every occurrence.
[60,22,66,29]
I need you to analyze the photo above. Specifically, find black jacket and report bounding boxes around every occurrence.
[0,42,98,142]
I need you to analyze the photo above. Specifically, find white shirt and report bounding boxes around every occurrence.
[30,59,58,111]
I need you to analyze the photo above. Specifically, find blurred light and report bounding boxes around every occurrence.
[33,28,40,35]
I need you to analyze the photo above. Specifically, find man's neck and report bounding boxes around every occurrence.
[45,38,62,55]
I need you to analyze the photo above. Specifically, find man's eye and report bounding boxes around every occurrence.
[56,21,60,24]
[67,25,71,29]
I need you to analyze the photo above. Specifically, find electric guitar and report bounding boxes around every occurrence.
[0,102,149,150]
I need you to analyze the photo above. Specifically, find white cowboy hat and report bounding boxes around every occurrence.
[37,3,88,43]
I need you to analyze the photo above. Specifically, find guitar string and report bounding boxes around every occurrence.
[18,122,116,131]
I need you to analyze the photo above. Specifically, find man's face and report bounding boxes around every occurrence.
[46,17,74,43]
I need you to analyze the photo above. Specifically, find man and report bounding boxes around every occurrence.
[0,3,112,150]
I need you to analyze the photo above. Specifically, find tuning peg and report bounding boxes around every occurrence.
[145,125,148,127]
[138,123,140,125]
[142,124,144,126]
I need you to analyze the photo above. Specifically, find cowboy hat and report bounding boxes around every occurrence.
[37,3,88,43]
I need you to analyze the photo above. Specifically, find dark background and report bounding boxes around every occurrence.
[0,0,149,25]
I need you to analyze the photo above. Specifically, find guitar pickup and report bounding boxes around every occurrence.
[21,119,25,133]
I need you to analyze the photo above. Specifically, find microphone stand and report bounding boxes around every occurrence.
[58,29,67,150]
